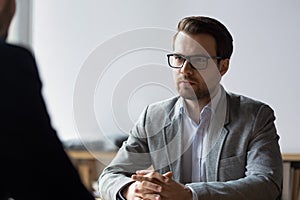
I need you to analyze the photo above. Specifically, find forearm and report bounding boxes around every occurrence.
[98,172,133,200]
[98,136,152,199]
[187,175,281,200]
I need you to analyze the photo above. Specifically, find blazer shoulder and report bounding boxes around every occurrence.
[148,96,180,113]
[136,96,180,128]
[226,92,275,118]
[227,92,272,108]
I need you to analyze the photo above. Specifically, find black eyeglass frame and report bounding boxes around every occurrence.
[167,53,223,70]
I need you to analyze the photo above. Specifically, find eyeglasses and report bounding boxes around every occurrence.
[167,53,222,70]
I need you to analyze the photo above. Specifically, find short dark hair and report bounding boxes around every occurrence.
[174,16,233,59]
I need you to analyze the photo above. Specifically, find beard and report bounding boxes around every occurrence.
[174,70,220,102]
[177,83,211,101]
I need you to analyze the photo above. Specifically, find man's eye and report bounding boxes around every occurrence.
[193,57,206,63]
[174,56,184,61]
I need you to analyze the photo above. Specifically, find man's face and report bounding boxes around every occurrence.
[172,32,223,101]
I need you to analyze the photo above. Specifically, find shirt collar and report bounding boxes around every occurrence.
[179,85,222,117]
[206,85,222,115]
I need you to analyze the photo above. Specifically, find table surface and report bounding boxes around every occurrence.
[67,150,117,160]
[66,151,300,200]
[67,150,300,161]
[282,153,300,162]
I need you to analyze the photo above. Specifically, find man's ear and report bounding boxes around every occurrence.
[219,58,230,76]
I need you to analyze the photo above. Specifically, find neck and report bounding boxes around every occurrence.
[184,85,219,124]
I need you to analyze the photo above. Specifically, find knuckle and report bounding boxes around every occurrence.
[149,171,156,176]
[133,187,139,193]
[148,177,154,182]
[165,177,171,183]
[141,180,147,187]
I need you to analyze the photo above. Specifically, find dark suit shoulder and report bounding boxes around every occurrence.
[0,43,39,77]
[0,42,33,58]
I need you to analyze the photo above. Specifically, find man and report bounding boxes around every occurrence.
[0,0,95,199]
[98,16,283,200]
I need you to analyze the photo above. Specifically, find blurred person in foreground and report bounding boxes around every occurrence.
[0,0,95,199]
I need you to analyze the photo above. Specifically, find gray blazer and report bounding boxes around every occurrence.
[98,86,283,200]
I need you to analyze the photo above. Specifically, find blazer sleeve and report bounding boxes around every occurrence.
[98,106,153,200]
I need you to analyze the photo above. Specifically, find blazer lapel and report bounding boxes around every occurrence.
[206,127,229,181]
[159,88,231,182]
[205,87,230,181]
[160,98,186,182]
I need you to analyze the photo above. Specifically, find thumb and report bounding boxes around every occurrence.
[163,171,173,179]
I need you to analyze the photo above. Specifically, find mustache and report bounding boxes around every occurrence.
[177,75,197,82]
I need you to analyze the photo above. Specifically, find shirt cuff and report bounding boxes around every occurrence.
[116,181,134,200]
[117,189,126,200]
[186,185,198,200]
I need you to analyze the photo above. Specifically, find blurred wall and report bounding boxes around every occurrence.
[10,0,300,153]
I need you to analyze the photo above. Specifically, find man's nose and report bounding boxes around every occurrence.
[179,60,193,74]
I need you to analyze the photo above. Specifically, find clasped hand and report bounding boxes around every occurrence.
[123,170,192,200]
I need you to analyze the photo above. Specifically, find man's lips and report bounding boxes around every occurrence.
[178,79,197,85]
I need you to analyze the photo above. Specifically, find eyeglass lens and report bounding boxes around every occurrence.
[169,55,208,69]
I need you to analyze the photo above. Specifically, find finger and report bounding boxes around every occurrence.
[163,171,173,179]
[134,186,160,196]
[136,169,155,175]
[146,171,167,183]
[140,193,161,200]
[132,179,162,193]
[133,173,166,184]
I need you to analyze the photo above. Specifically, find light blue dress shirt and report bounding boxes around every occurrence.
[180,86,222,199]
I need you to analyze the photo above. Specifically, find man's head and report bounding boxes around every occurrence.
[174,16,233,59]
[170,16,233,102]
[0,0,16,40]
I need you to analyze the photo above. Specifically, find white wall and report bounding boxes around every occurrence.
[7,0,32,48]
[28,0,300,153]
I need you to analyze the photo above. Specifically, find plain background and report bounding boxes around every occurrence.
[8,0,300,153]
